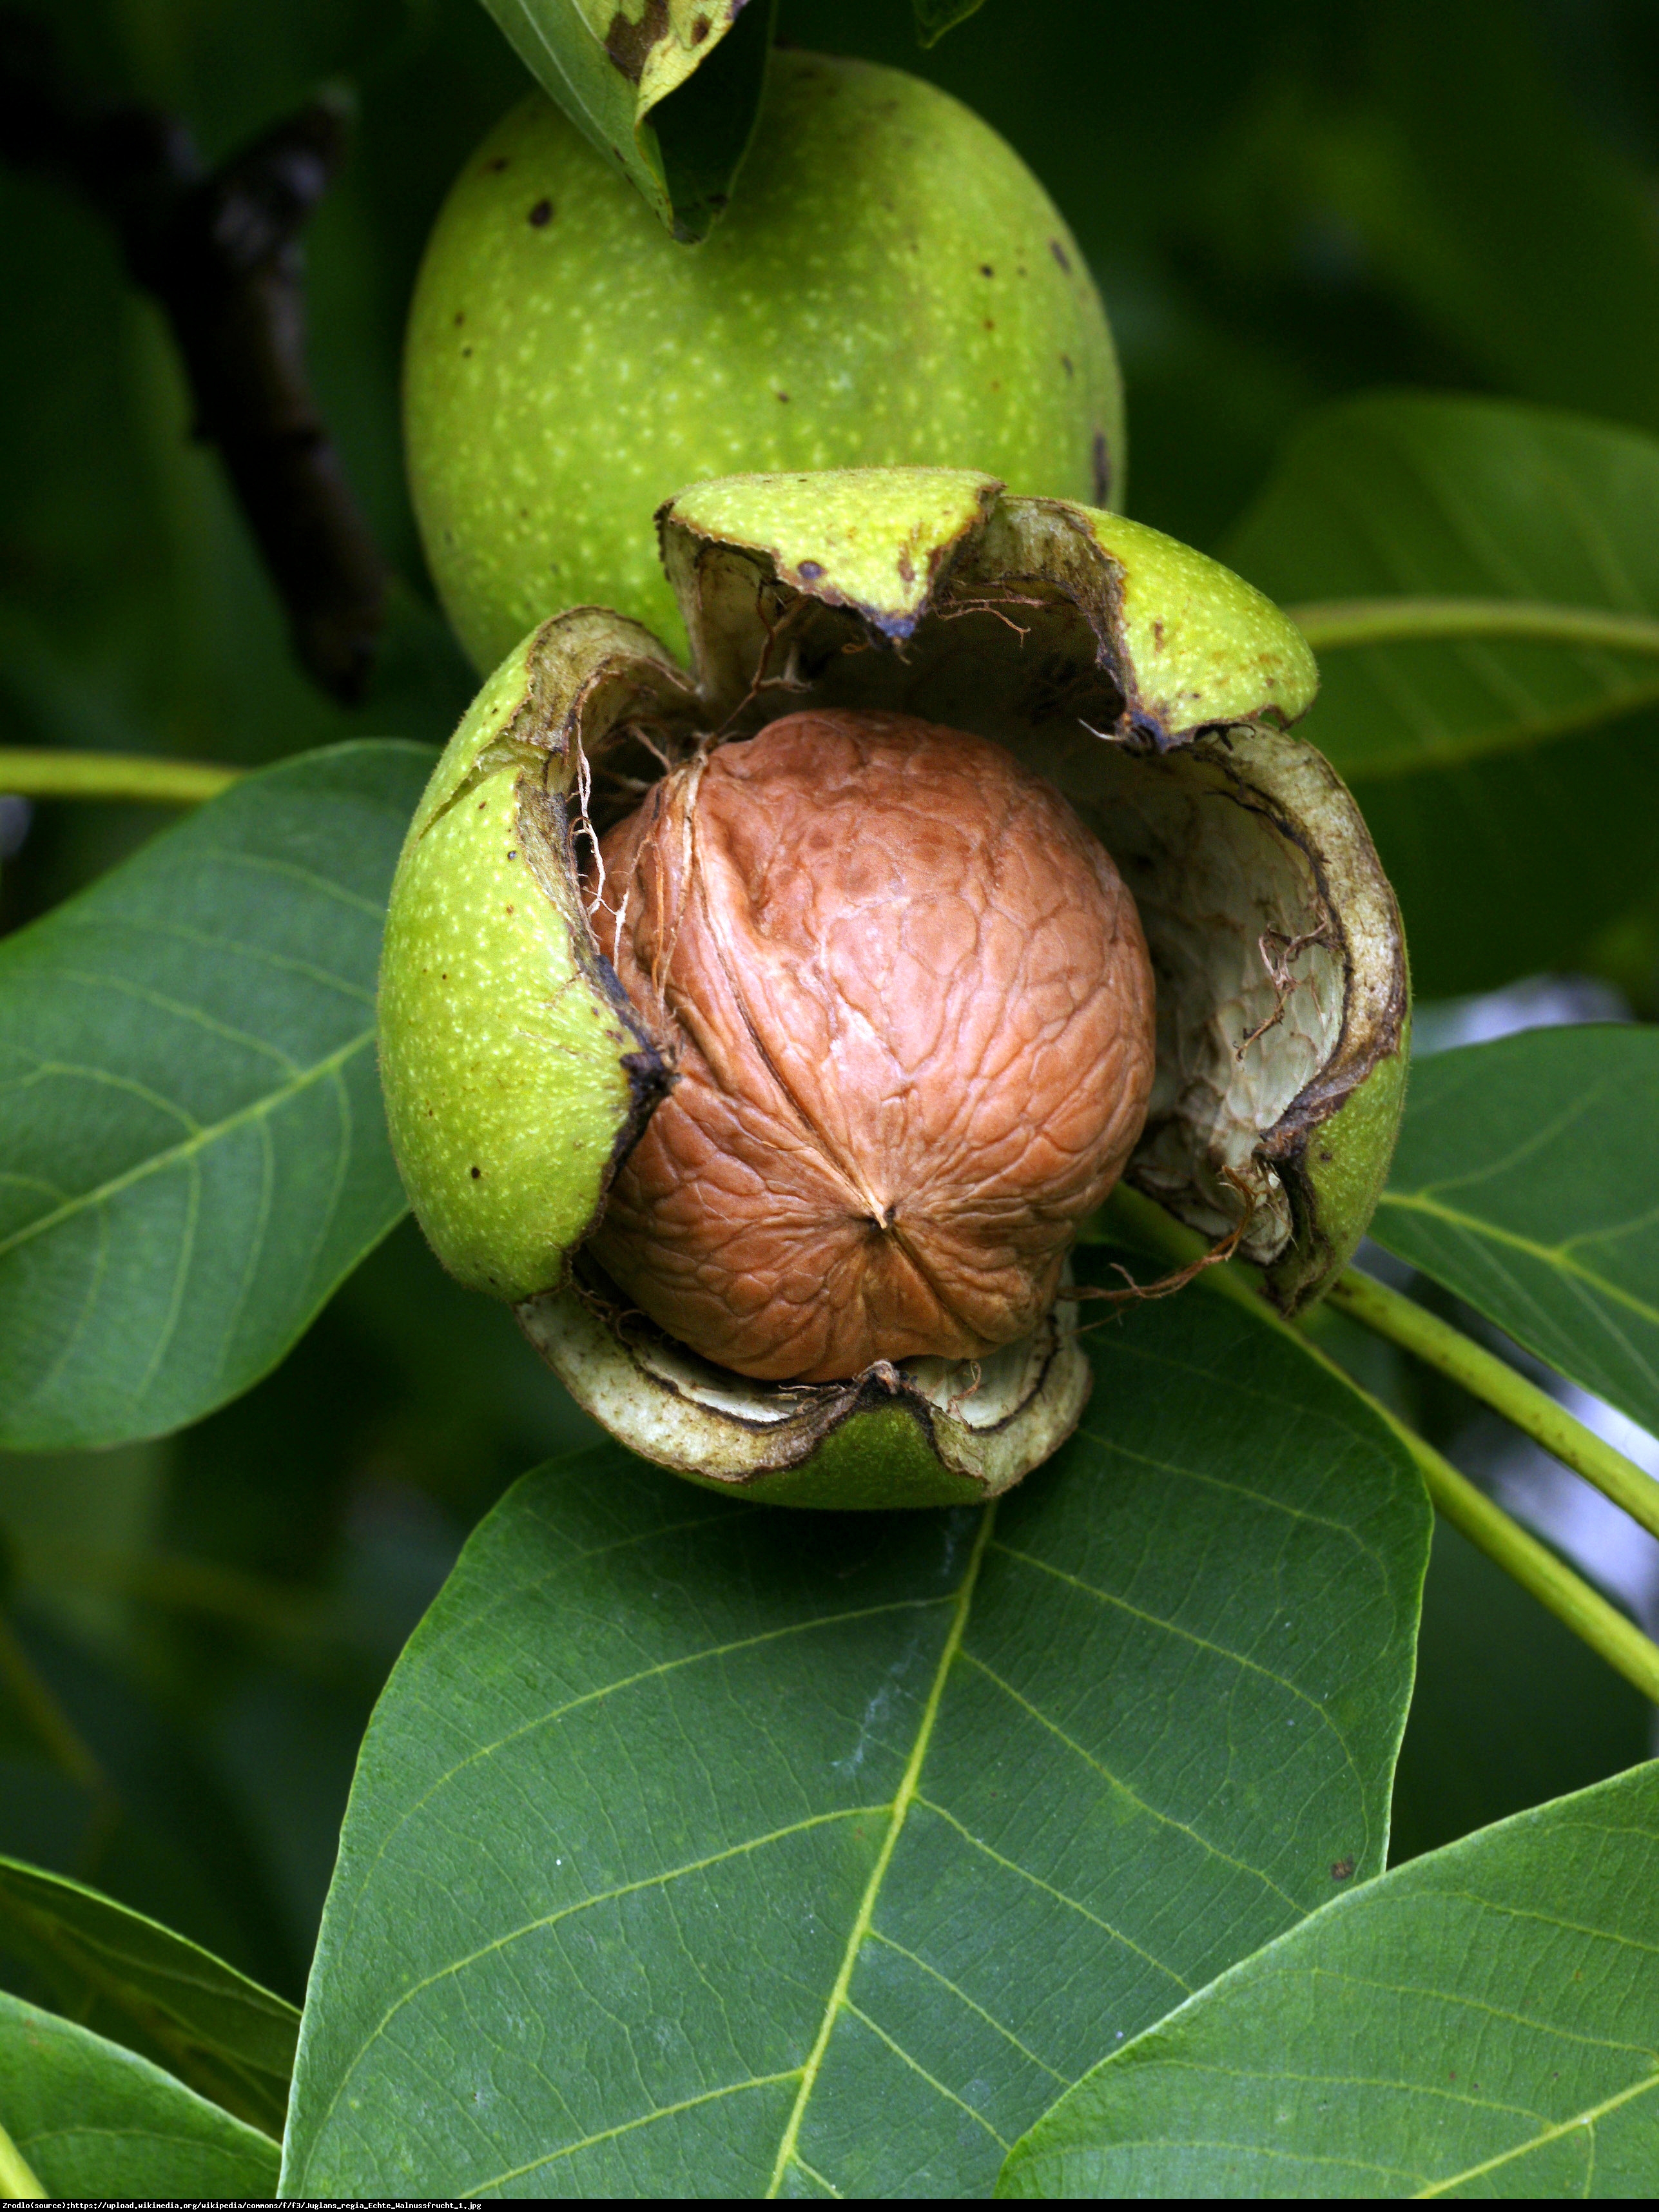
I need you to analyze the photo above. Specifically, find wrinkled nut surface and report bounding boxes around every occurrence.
[588,709,1157,1382]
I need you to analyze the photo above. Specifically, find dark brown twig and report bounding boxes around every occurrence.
[0,10,386,703]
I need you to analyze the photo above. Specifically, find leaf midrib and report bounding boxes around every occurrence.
[0,1029,374,1265]
[764,1504,996,2198]
[1415,2069,1659,2197]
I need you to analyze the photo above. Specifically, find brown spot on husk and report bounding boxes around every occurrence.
[605,0,672,82]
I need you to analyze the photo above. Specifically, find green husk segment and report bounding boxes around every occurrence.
[665,475,1321,747]
[377,613,685,1300]
[1265,1014,1411,1310]
[1079,510,1320,737]
[728,1409,986,1509]
[515,1279,1089,1506]
[964,496,1319,740]
[666,468,1000,640]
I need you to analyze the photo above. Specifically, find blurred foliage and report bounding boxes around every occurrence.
[1390,1517,1653,1865]
[3,0,1658,1998]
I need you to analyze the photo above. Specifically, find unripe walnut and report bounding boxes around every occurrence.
[587,710,1156,1382]
[404,53,1123,668]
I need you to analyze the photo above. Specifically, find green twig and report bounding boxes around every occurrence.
[0,2115,44,2200]
[0,748,240,806]
[1288,596,1659,659]
[1295,1296,1659,1703]
[1329,1269,1659,1546]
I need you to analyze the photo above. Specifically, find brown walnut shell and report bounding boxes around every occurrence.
[588,708,1156,1382]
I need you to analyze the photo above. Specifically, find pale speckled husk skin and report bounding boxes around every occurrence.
[403,50,1123,668]
[378,468,1409,1508]
[376,613,686,1301]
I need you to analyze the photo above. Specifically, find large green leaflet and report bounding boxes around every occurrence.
[1350,712,1659,996]
[1000,1761,1659,2198]
[280,1266,1428,2198]
[1227,394,1659,779]
[1370,1026,1659,1444]
[1299,5,1659,443]
[0,1990,279,2198]
[1224,394,1659,991]
[475,0,775,242]
[0,1855,297,2137]
[0,742,430,1453]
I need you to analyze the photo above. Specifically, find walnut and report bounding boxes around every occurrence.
[587,708,1156,1382]
[378,467,1408,1503]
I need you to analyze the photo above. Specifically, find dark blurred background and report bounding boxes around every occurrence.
[1,0,1656,2000]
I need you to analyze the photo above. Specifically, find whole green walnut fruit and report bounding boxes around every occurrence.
[404,49,1122,667]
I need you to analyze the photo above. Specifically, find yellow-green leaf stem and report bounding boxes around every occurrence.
[1101,1186,1659,1701]
[1290,596,1659,659]
[1367,1396,1659,1706]
[1370,1029,1659,1449]
[0,750,240,807]
[0,2117,43,2201]
[1330,1269,1659,1546]
[1290,1329,1659,1707]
